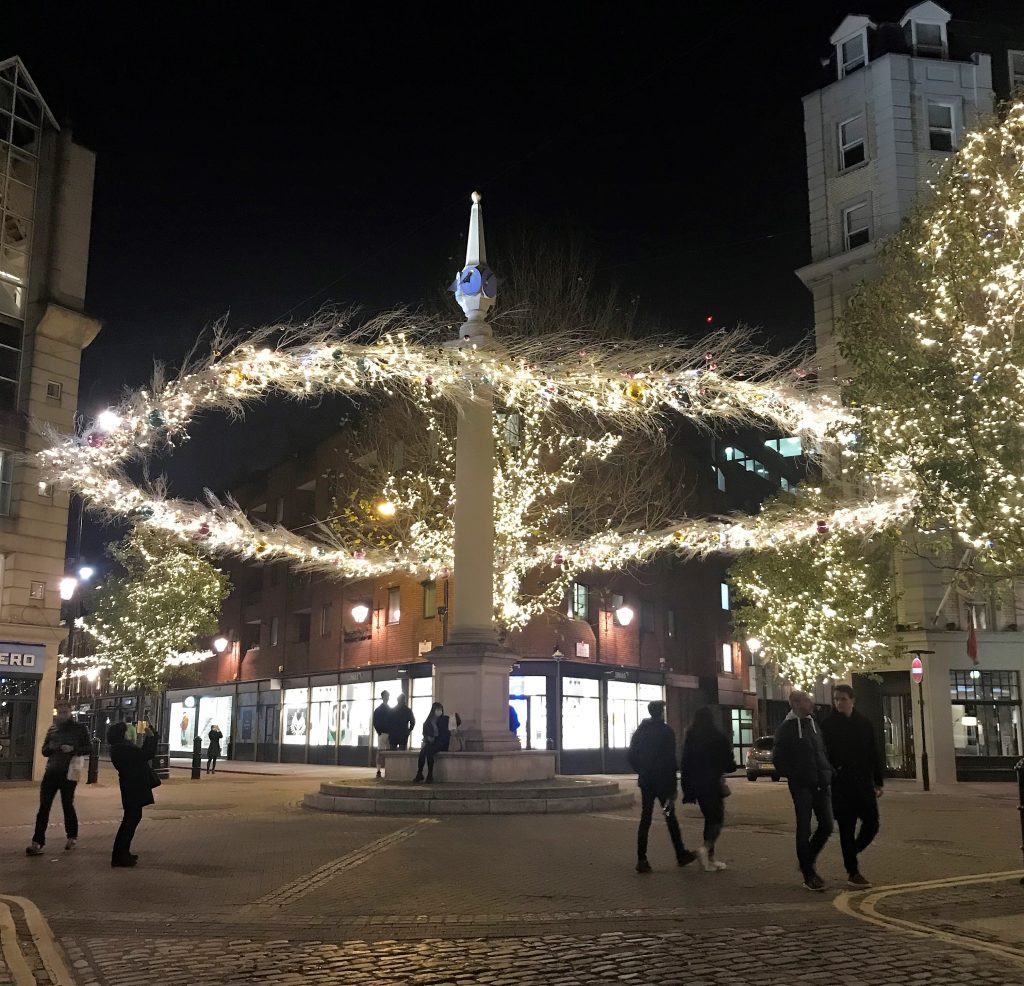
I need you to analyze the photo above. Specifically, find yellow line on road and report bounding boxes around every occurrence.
[0,895,77,986]
[834,870,1024,967]
[0,900,39,986]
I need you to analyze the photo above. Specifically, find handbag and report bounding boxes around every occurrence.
[148,765,162,788]
[719,776,732,799]
[67,756,86,782]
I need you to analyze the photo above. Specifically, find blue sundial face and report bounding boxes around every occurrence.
[460,266,482,295]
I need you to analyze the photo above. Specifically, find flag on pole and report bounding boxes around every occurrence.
[967,619,979,665]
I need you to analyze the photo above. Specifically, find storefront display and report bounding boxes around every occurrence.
[509,674,547,749]
[169,696,196,752]
[197,695,233,751]
[562,677,601,750]
[338,681,372,747]
[309,685,337,748]
[410,676,434,737]
[282,688,309,745]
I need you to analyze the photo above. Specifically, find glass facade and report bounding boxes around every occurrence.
[950,670,1022,758]
[729,707,754,766]
[509,674,547,750]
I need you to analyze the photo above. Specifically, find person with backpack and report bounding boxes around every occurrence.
[681,706,738,872]
[627,700,696,873]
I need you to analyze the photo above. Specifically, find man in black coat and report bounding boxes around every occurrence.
[627,701,696,873]
[773,690,834,892]
[388,693,415,750]
[26,701,91,855]
[820,684,884,888]
[372,690,391,779]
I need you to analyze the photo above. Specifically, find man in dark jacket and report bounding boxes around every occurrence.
[372,690,391,779]
[388,693,415,750]
[820,684,884,888]
[26,701,91,855]
[627,701,696,873]
[773,690,834,891]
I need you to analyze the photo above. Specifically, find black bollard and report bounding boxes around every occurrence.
[86,736,100,784]
[191,735,203,779]
[1016,757,1024,884]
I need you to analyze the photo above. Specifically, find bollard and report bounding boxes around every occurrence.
[191,735,203,779]
[154,742,170,781]
[86,736,100,784]
[1016,757,1024,884]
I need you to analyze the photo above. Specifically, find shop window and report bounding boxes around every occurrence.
[387,586,401,624]
[950,669,1021,758]
[509,673,548,750]
[410,675,434,734]
[309,685,337,746]
[562,676,601,750]
[423,580,437,618]
[838,114,866,170]
[282,688,308,745]
[730,707,754,766]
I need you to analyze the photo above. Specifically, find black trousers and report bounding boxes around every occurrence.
[416,741,437,778]
[833,784,880,876]
[206,752,219,772]
[696,794,725,849]
[637,786,686,861]
[789,783,834,878]
[112,806,144,860]
[33,771,78,846]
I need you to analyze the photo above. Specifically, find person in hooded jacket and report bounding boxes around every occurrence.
[773,690,834,891]
[820,684,884,888]
[108,721,159,867]
[627,700,696,873]
[681,706,737,872]
[413,702,444,783]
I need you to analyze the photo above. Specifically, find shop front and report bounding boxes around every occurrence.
[0,642,44,780]
[951,669,1022,781]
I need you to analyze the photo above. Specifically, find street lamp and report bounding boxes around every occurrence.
[96,409,122,432]
[552,645,564,775]
[60,576,78,601]
[350,602,370,624]
[78,565,95,582]
[213,636,229,653]
[746,637,762,655]
[614,604,634,626]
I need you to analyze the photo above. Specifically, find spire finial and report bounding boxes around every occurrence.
[471,190,481,204]
[450,192,496,328]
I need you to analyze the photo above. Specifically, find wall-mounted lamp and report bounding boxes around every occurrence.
[350,602,371,624]
[614,604,635,627]
[60,576,78,601]
[552,645,564,659]
[213,636,229,653]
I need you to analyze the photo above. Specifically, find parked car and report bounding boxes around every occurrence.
[746,736,780,781]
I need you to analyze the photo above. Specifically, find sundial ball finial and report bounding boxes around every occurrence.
[471,190,481,204]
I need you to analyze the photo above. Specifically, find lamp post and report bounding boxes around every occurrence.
[553,645,564,774]
[908,649,935,792]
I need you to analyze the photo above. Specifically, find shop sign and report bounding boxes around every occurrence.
[0,642,45,675]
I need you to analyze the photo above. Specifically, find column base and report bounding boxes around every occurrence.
[384,750,555,783]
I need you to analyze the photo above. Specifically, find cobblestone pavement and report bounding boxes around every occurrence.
[1,771,1021,985]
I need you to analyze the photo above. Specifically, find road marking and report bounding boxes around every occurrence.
[834,869,1024,967]
[0,895,76,986]
[254,818,440,906]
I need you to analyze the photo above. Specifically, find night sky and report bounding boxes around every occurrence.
[6,0,1022,561]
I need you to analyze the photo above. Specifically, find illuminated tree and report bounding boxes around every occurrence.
[77,530,231,690]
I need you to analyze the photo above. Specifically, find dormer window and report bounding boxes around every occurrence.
[1010,51,1024,93]
[910,20,946,57]
[839,33,867,77]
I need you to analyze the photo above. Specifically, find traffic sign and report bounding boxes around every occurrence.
[911,656,924,683]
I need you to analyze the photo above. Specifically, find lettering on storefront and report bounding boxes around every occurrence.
[0,651,36,667]
[0,642,45,676]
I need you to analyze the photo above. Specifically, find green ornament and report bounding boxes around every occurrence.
[148,409,165,427]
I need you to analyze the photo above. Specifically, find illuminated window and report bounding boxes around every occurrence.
[714,466,726,492]
[570,581,589,620]
[721,642,734,673]
[764,437,803,457]
[387,585,401,624]
[838,114,866,170]
[720,583,730,611]
[843,202,870,250]
[928,102,956,152]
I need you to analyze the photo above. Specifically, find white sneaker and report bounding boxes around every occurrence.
[65,838,77,851]
[711,859,727,870]
[696,847,716,872]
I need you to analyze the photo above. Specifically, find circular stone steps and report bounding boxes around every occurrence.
[303,778,634,815]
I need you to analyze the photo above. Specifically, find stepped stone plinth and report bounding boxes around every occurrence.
[303,776,633,815]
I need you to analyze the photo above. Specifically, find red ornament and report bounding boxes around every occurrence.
[553,553,565,567]
[705,315,714,324]
[353,549,367,560]
[194,522,211,539]
[816,519,830,535]
[86,432,105,448]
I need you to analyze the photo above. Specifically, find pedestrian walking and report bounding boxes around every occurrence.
[820,684,884,888]
[373,690,391,779]
[413,702,444,783]
[388,693,415,750]
[206,724,223,774]
[773,690,834,892]
[681,706,737,872]
[108,721,159,868]
[25,701,91,855]
[627,700,697,873]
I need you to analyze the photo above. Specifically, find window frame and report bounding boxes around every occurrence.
[927,100,956,152]
[387,585,401,625]
[838,113,867,171]
[838,31,867,78]
[320,603,331,637]
[721,642,734,674]
[0,449,12,516]
[910,20,946,58]
[843,201,871,250]
[1009,50,1024,92]
[423,580,437,619]
[570,581,589,621]
[720,582,730,611]
[270,615,280,647]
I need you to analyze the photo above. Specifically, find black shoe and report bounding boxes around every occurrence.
[111,856,138,868]
[802,873,826,892]
[425,776,434,784]
[376,769,382,779]
[676,850,697,867]
[847,873,871,888]
[636,858,652,873]
[413,775,423,783]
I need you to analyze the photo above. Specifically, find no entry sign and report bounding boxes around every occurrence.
[911,657,924,683]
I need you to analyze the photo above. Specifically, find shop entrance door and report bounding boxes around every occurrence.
[0,677,39,780]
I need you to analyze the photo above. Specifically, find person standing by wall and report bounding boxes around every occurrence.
[108,721,159,868]
[820,684,884,888]
[372,690,391,779]
[206,724,223,774]
[413,702,443,783]
[627,700,697,873]
[773,690,834,892]
[388,693,415,751]
[25,701,91,855]
[681,706,737,872]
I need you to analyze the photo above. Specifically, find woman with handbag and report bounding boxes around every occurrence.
[108,721,159,868]
[413,702,444,783]
[681,706,737,873]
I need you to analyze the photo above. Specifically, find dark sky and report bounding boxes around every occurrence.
[6,0,1020,560]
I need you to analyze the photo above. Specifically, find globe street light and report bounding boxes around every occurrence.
[350,602,370,624]
[746,637,762,655]
[614,604,634,626]
[78,565,95,581]
[60,576,78,601]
